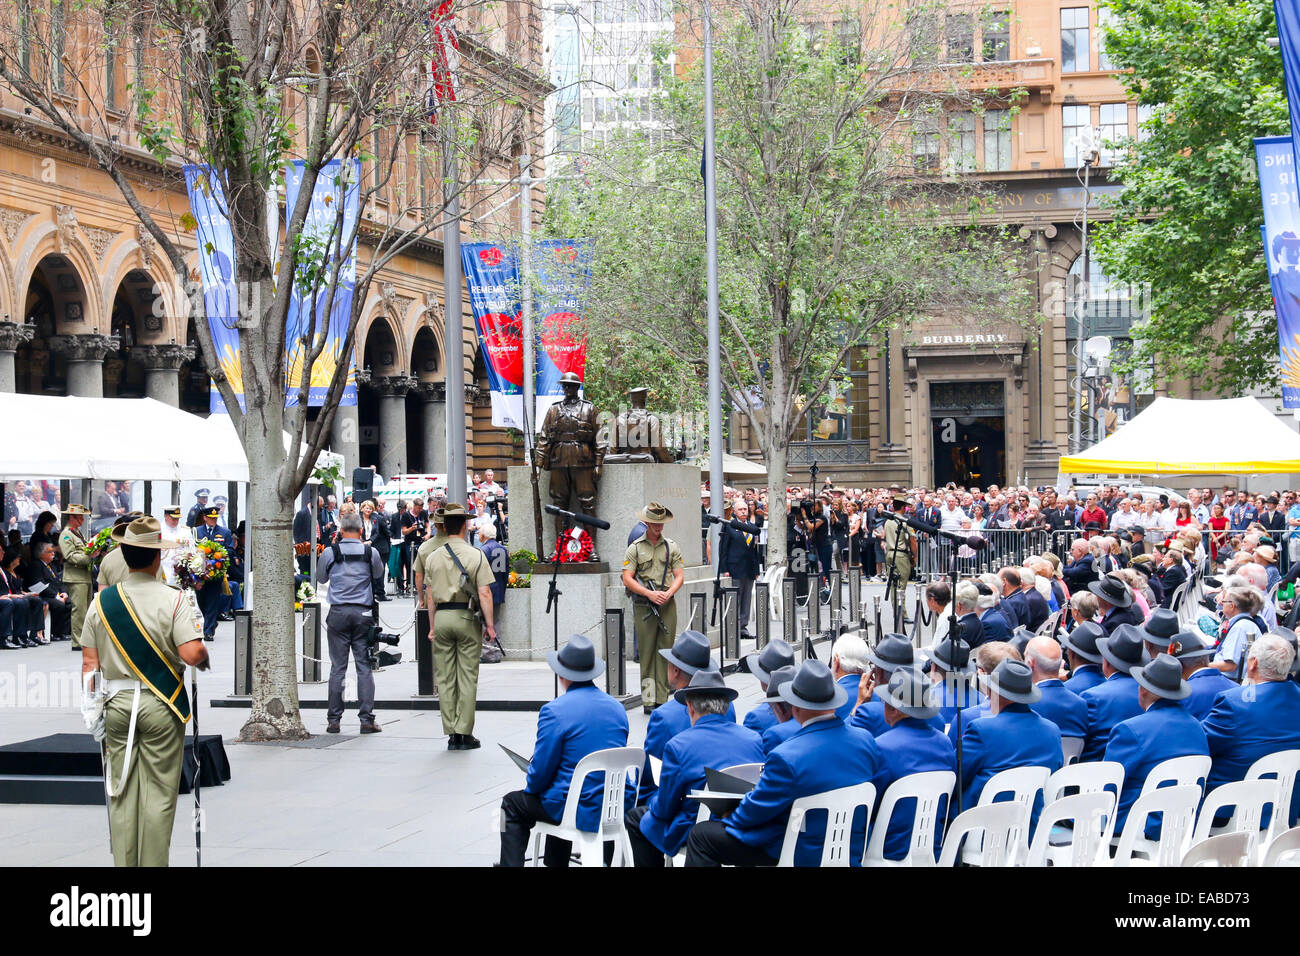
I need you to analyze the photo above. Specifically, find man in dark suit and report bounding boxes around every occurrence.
[1062,538,1096,590]
[977,584,1013,644]
[1018,570,1051,631]
[1175,633,1235,721]
[1025,636,1087,740]
[684,660,881,867]
[192,505,234,641]
[1203,634,1300,830]
[719,500,763,640]
[626,669,764,866]
[1260,496,1287,536]
[186,489,209,528]
[293,499,314,575]
[955,660,1062,831]
[953,581,986,649]
[1090,574,1143,634]
[498,636,630,866]
[997,568,1028,630]
[1157,545,1188,609]
[24,540,72,640]
[1106,653,1209,840]
[1078,625,1145,761]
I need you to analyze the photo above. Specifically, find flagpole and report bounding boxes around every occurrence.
[703,0,724,547]
[445,133,467,505]
[520,154,535,450]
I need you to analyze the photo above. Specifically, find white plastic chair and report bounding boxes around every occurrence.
[1045,761,1125,805]
[1112,784,1202,867]
[1181,831,1251,867]
[775,781,876,867]
[531,747,644,867]
[938,802,1030,867]
[1245,749,1300,846]
[765,565,786,621]
[962,765,1049,865]
[1061,737,1085,766]
[863,771,955,867]
[1116,755,1211,861]
[1025,790,1116,866]
[666,762,765,867]
[1263,825,1300,866]
[1193,778,1280,863]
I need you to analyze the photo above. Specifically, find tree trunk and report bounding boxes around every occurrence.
[765,437,788,571]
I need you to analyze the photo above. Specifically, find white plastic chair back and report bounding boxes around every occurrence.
[532,746,644,867]
[766,565,786,621]
[1045,761,1125,805]
[1181,831,1251,867]
[1193,778,1280,862]
[964,765,1049,865]
[1112,784,1201,867]
[938,802,1030,867]
[863,771,956,867]
[1263,825,1300,866]
[1138,754,1211,800]
[1246,748,1300,845]
[1025,790,1116,867]
[1061,737,1085,766]
[776,781,876,867]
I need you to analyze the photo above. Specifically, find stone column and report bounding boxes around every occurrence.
[1020,223,1062,485]
[416,382,447,473]
[50,333,119,398]
[133,344,196,406]
[373,375,416,477]
[331,404,361,479]
[0,321,35,392]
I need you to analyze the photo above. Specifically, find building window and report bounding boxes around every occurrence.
[51,0,67,92]
[982,109,1011,171]
[1097,103,1128,166]
[17,0,32,72]
[907,10,940,62]
[945,13,974,63]
[913,113,941,172]
[1097,7,1116,70]
[981,9,1010,62]
[1061,7,1089,74]
[1062,104,1090,167]
[1136,103,1155,141]
[949,113,977,173]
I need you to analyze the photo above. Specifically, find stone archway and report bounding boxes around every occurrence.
[409,324,444,472]
[361,315,413,478]
[17,253,116,396]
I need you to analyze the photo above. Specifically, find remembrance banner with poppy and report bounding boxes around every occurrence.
[461,242,525,429]
[1255,136,1300,407]
[182,165,244,414]
[532,239,593,425]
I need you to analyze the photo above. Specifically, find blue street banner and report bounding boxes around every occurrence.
[284,159,360,407]
[182,165,243,413]
[532,239,593,424]
[1254,136,1300,407]
[1277,1,1300,167]
[461,242,525,429]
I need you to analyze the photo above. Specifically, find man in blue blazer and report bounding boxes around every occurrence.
[946,641,1020,746]
[640,630,736,800]
[1025,636,1087,740]
[1063,621,1106,695]
[1174,632,1235,721]
[952,581,986,650]
[626,669,764,866]
[1017,570,1052,632]
[760,666,803,754]
[498,635,630,866]
[1105,653,1208,840]
[977,584,1012,644]
[921,635,984,725]
[1140,608,1181,662]
[1203,634,1300,829]
[741,639,795,736]
[829,631,869,721]
[1079,624,1145,762]
[847,633,939,737]
[997,569,1029,630]
[684,661,881,866]
[868,665,956,861]
[955,659,1062,829]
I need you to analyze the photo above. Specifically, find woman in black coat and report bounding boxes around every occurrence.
[362,500,392,599]
[0,546,45,646]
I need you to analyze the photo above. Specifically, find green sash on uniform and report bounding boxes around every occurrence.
[96,585,191,723]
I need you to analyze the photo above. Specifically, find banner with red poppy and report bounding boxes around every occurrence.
[532,239,593,423]
[461,242,524,429]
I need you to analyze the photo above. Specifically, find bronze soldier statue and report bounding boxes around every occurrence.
[537,371,606,560]
[606,386,673,464]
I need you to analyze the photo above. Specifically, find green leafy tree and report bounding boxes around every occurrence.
[1092,0,1288,392]
[548,0,1034,569]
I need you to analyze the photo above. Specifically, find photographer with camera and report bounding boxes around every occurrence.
[316,511,386,735]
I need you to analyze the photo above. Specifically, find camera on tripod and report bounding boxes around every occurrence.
[366,624,401,668]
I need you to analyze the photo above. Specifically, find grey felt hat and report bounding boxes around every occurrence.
[674,667,739,705]
[982,659,1042,705]
[659,630,713,675]
[745,639,795,685]
[1132,652,1190,700]
[1097,624,1146,675]
[1063,621,1105,665]
[866,634,914,673]
[778,660,848,711]
[877,666,941,720]
[547,634,605,682]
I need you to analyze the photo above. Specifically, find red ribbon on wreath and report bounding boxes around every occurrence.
[555,529,594,563]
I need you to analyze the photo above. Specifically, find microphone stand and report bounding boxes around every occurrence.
[945,541,967,816]
[545,549,563,698]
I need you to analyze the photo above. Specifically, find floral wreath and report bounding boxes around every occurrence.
[554,529,594,563]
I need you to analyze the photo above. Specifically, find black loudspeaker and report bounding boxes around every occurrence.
[352,467,374,501]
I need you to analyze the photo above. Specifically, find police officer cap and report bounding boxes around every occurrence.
[163,505,182,518]
[195,488,210,498]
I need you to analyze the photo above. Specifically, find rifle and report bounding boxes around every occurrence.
[636,577,667,629]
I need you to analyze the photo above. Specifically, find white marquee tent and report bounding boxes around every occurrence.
[1059,396,1300,475]
[0,394,341,482]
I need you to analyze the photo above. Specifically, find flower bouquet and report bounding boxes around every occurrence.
[295,580,316,612]
[86,527,117,571]
[174,539,230,591]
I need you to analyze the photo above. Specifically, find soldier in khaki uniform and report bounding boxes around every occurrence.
[622,501,685,711]
[413,503,448,610]
[423,502,496,750]
[81,516,209,867]
[880,494,917,625]
[60,504,93,651]
[96,513,161,590]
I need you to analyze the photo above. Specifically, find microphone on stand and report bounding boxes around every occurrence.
[543,504,612,531]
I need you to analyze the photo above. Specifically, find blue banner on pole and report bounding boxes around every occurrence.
[533,239,592,425]
[284,159,360,407]
[1255,136,1300,408]
[461,242,524,429]
[1277,1,1300,166]
[182,165,243,414]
